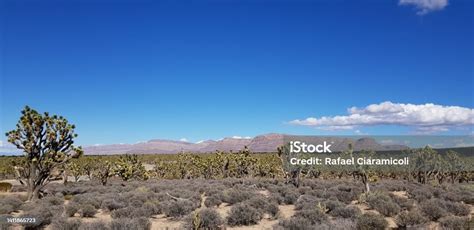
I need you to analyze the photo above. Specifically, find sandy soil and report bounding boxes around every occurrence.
[390,190,408,199]
[150,214,183,230]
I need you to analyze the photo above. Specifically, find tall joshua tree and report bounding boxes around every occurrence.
[6,106,82,201]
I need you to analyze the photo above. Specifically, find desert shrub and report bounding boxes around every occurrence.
[21,208,55,229]
[111,207,133,219]
[162,200,197,218]
[282,189,299,205]
[294,209,328,225]
[110,217,151,230]
[356,213,388,230]
[221,189,253,204]
[227,203,262,226]
[366,192,400,217]
[420,199,447,221]
[329,206,361,219]
[298,186,311,195]
[111,206,154,219]
[330,219,357,229]
[330,185,360,204]
[277,216,316,230]
[458,190,474,204]
[43,196,64,206]
[0,205,14,215]
[323,200,344,212]
[0,196,22,214]
[183,208,224,229]
[65,202,80,217]
[294,195,325,210]
[72,193,102,209]
[269,193,284,204]
[265,202,280,218]
[50,218,81,230]
[79,204,97,218]
[0,215,12,230]
[79,221,109,230]
[443,200,470,216]
[389,194,414,211]
[439,216,469,230]
[441,192,463,203]
[101,199,126,212]
[409,188,432,202]
[143,201,161,215]
[204,194,222,207]
[395,209,429,227]
[244,196,279,217]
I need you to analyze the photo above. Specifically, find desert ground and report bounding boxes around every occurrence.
[1,178,473,230]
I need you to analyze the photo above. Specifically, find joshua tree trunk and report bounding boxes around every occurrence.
[361,173,370,194]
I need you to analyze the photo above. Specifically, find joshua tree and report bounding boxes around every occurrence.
[67,161,83,182]
[444,150,464,183]
[6,106,82,200]
[95,160,114,185]
[114,154,149,181]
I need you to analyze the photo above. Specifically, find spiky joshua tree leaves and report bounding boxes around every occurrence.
[6,106,82,201]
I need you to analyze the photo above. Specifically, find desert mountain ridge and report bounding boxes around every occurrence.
[83,133,408,155]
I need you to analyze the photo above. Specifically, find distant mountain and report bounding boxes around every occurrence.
[83,133,409,155]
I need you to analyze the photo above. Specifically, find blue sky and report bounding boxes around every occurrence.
[1,0,473,146]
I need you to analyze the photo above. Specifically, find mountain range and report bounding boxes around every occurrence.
[83,133,408,155]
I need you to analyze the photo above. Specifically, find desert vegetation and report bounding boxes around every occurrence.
[0,107,473,229]
[1,178,473,229]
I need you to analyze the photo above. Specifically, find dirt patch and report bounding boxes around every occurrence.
[150,214,183,230]
[386,217,397,229]
[391,191,408,199]
[353,202,379,215]
[278,205,295,219]
[216,203,232,219]
[257,190,270,197]
[227,218,277,230]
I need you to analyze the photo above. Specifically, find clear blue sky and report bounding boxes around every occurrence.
[1,0,473,146]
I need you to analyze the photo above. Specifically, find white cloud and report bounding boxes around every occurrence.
[179,138,188,142]
[354,130,368,135]
[399,0,448,15]
[0,140,3,147]
[290,101,474,133]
